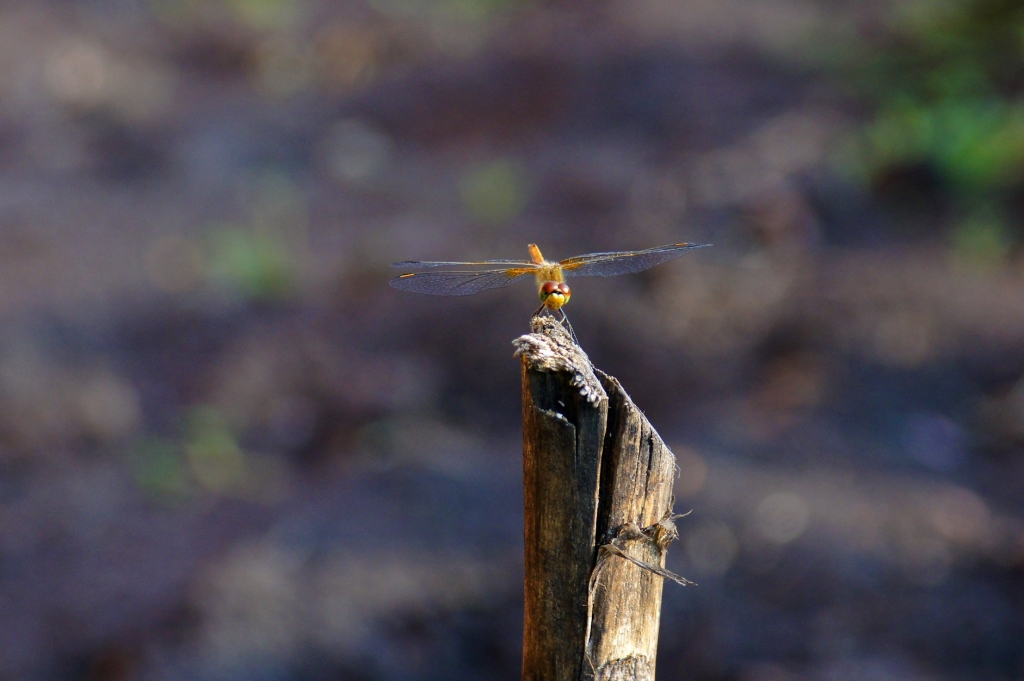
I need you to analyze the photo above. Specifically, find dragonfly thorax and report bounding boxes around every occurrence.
[539,281,571,310]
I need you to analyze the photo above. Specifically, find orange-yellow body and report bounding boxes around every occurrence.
[528,244,572,310]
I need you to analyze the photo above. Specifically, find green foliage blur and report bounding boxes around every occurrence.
[851,0,1024,255]
[459,158,528,225]
[205,172,307,302]
[208,226,297,301]
[149,0,524,28]
[128,405,287,502]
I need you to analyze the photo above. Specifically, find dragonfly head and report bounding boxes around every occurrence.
[539,281,571,310]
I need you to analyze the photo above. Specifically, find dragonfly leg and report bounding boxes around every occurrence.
[529,305,578,345]
[557,309,580,345]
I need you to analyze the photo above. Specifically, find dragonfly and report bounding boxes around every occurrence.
[389,242,710,324]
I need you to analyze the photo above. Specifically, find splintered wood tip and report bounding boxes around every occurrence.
[512,317,606,405]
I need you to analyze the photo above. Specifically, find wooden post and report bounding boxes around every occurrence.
[514,317,691,681]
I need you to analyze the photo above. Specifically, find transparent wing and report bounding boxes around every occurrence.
[389,267,535,296]
[392,259,536,268]
[560,243,711,278]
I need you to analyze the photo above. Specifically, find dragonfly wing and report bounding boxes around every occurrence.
[389,268,534,296]
[392,259,536,268]
[560,243,711,278]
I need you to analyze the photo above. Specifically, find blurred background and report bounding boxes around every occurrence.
[1,0,1024,679]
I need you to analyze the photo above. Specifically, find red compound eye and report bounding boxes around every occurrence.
[556,283,570,296]
[541,281,560,295]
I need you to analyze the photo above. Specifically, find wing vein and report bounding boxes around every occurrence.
[389,268,533,296]
[560,243,710,278]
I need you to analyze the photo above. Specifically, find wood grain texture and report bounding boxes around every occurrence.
[514,317,683,681]
[518,320,607,681]
[584,371,677,681]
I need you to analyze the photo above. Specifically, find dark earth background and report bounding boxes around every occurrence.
[2,0,1024,679]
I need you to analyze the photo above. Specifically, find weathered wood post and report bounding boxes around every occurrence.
[514,316,692,681]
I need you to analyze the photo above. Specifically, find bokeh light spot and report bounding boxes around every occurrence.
[753,492,810,544]
[930,487,991,546]
[76,373,142,442]
[44,40,110,108]
[685,520,739,575]
[321,119,393,183]
[185,406,249,494]
[313,23,378,91]
[901,413,967,473]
